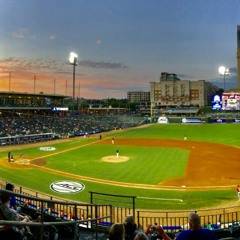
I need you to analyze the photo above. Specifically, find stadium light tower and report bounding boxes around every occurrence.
[69,52,78,112]
[218,66,230,92]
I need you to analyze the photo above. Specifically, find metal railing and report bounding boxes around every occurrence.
[2,180,240,237]
[0,189,112,240]
[137,208,240,232]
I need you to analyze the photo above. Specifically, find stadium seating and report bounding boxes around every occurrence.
[2,182,240,239]
[0,114,145,146]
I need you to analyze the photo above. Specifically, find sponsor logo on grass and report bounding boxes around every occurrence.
[39,147,56,151]
[50,180,85,194]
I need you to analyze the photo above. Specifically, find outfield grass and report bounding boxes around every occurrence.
[113,124,240,146]
[0,123,239,210]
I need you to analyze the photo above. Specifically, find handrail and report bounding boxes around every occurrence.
[2,180,240,236]
[0,189,113,240]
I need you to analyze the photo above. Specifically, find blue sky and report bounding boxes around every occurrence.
[0,0,240,99]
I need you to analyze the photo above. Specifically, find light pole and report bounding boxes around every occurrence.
[8,72,11,92]
[34,75,36,94]
[218,66,230,92]
[69,52,78,112]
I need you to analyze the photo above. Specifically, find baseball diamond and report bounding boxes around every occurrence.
[0,123,240,210]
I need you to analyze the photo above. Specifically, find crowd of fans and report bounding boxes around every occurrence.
[0,114,145,146]
[108,212,231,240]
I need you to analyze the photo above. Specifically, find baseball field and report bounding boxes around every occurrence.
[0,123,240,210]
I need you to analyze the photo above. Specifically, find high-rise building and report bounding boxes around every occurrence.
[150,72,218,108]
[229,25,240,92]
[127,91,150,103]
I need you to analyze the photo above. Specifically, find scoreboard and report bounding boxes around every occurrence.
[222,93,240,110]
[212,93,240,111]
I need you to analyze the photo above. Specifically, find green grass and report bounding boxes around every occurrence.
[114,124,240,146]
[0,123,239,210]
[45,145,188,184]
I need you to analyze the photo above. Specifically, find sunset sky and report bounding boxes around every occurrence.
[0,0,240,99]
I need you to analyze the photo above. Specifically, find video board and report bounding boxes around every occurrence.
[222,93,240,110]
[211,95,222,110]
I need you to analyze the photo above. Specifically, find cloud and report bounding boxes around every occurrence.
[12,28,28,39]
[50,34,56,40]
[96,39,102,45]
[177,73,194,79]
[0,57,63,74]
[229,67,237,74]
[80,60,128,69]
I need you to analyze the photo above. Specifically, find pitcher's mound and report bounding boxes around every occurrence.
[102,156,129,163]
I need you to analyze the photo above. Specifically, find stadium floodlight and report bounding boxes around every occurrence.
[69,52,78,112]
[218,66,230,92]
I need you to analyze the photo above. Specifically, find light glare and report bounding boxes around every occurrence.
[218,66,229,75]
[69,52,78,64]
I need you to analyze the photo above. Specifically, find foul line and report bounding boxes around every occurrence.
[137,196,183,202]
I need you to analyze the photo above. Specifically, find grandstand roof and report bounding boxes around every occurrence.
[0,91,67,98]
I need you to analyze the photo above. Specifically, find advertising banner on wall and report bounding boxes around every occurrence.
[233,119,240,123]
[181,118,202,123]
[212,119,227,123]
[157,117,169,124]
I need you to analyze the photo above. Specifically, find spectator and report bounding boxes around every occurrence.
[109,223,125,240]
[5,183,21,213]
[145,222,158,238]
[124,215,138,240]
[175,212,217,240]
[0,192,33,236]
[145,224,172,240]
[134,232,148,240]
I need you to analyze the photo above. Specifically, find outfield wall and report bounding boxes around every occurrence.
[154,117,240,124]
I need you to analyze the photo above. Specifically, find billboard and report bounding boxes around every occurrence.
[222,93,240,110]
[51,107,69,111]
[157,117,169,124]
[211,95,222,110]
[182,118,202,123]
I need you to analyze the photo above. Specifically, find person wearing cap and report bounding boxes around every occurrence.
[124,215,139,240]
[5,183,21,213]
